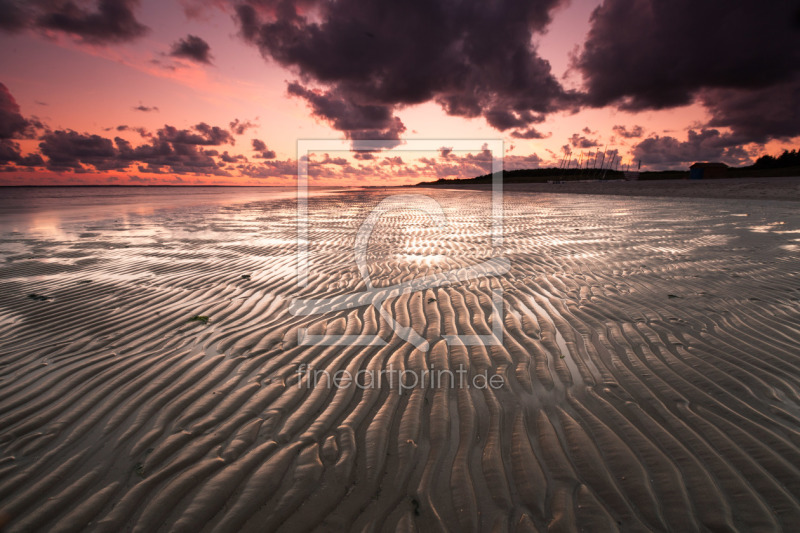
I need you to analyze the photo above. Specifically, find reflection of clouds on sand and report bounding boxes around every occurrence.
[395,253,447,264]
[748,222,788,233]
[0,186,319,241]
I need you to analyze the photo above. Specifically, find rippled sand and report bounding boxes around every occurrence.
[1,188,799,531]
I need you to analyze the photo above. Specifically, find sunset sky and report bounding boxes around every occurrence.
[1,0,798,186]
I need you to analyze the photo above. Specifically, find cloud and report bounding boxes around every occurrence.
[28,121,238,174]
[133,104,158,112]
[0,140,44,166]
[569,133,598,148]
[229,119,256,135]
[169,34,213,64]
[287,82,406,148]
[505,152,543,170]
[631,129,752,168]
[111,125,151,138]
[576,1,800,109]
[575,0,800,145]
[228,0,572,140]
[218,151,245,163]
[612,125,644,138]
[511,127,549,139]
[39,130,122,171]
[237,158,297,179]
[255,149,276,159]
[251,138,275,159]
[0,82,33,139]
[0,82,47,166]
[157,123,234,145]
[319,153,349,165]
[408,147,495,179]
[381,156,403,166]
[0,0,149,44]
[700,77,800,143]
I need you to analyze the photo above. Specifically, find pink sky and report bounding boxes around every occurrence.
[0,0,797,186]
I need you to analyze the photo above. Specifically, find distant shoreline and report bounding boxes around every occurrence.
[0,185,341,188]
[413,176,800,202]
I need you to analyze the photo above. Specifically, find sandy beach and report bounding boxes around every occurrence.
[1,186,799,531]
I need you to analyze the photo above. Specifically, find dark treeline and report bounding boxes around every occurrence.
[749,149,800,169]
[416,149,800,186]
[419,167,625,186]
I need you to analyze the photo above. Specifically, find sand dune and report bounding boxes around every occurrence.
[1,188,799,531]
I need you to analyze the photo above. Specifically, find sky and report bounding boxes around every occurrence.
[0,0,798,186]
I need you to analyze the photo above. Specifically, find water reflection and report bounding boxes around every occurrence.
[0,187,342,241]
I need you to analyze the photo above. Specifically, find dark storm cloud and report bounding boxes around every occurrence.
[632,129,752,168]
[170,34,213,64]
[0,0,149,44]
[287,82,406,147]
[0,0,28,32]
[0,82,47,166]
[575,0,800,146]
[0,82,31,139]
[576,1,800,110]
[612,125,644,139]
[251,139,266,151]
[231,0,572,140]
[700,77,800,142]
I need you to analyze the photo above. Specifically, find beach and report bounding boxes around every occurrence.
[1,186,799,531]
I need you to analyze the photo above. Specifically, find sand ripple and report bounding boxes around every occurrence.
[1,190,799,531]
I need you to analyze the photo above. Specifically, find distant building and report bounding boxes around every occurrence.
[689,162,728,179]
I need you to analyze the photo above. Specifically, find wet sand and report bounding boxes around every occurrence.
[1,188,799,531]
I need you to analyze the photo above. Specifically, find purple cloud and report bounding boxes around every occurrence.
[0,0,149,44]
[170,34,213,64]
